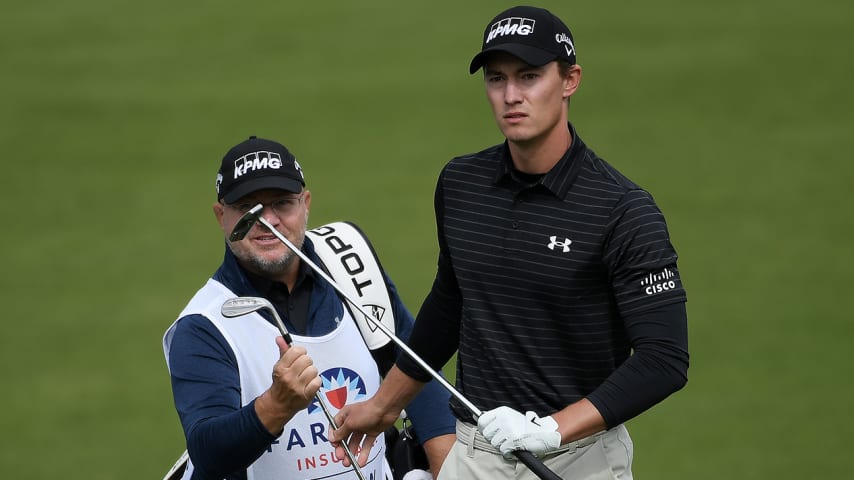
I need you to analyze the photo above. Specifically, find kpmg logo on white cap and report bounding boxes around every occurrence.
[486,17,535,43]
[233,150,283,179]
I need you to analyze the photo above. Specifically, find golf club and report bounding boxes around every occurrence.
[230,204,563,480]
[161,450,188,480]
[221,296,368,480]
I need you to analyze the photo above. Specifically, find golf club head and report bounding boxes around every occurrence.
[221,296,293,344]
[228,204,264,241]
[221,296,273,318]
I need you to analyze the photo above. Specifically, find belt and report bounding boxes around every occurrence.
[456,420,604,458]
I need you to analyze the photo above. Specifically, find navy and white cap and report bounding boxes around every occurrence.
[216,136,305,203]
[469,5,576,74]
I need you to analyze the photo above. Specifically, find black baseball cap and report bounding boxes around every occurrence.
[469,6,576,74]
[215,136,305,203]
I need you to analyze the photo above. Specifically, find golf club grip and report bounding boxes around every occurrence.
[513,450,563,480]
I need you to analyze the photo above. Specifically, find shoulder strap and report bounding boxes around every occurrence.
[306,221,396,351]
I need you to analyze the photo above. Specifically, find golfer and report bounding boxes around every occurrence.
[331,6,689,480]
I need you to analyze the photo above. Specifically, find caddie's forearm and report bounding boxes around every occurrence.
[253,390,294,435]
[185,400,275,477]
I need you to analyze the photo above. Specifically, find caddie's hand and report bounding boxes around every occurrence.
[255,337,321,434]
[477,406,561,458]
[270,338,321,409]
[329,399,401,467]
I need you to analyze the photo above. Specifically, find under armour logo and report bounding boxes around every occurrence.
[547,236,572,253]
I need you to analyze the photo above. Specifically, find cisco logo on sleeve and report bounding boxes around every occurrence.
[640,268,679,296]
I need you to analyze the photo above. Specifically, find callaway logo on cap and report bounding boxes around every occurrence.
[216,136,305,203]
[469,5,576,74]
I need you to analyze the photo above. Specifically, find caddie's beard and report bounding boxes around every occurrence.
[229,235,304,277]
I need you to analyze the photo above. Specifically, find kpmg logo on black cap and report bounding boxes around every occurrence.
[216,136,305,202]
[486,17,535,43]
[232,151,283,179]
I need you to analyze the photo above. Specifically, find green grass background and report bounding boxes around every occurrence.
[1,0,851,478]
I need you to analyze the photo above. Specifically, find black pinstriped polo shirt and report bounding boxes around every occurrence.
[400,123,688,427]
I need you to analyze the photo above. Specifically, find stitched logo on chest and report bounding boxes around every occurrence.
[547,236,572,253]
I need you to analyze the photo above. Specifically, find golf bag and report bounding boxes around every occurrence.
[384,415,431,480]
[311,222,432,479]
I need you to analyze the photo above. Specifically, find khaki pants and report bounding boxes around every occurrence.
[438,420,633,480]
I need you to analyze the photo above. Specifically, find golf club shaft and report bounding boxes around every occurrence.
[315,395,366,480]
[257,216,481,416]
[267,307,367,480]
[314,394,366,477]
[254,218,564,480]
[230,208,562,480]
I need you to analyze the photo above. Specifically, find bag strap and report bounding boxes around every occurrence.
[306,221,396,351]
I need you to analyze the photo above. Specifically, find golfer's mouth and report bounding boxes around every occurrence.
[503,112,527,122]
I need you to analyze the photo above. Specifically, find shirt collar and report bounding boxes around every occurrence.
[245,261,314,298]
[492,122,587,199]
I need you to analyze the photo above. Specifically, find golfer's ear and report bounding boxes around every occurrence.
[563,64,582,99]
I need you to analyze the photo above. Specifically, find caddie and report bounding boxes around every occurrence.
[162,135,455,480]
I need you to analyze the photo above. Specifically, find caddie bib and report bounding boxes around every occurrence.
[248,314,386,480]
[166,279,388,480]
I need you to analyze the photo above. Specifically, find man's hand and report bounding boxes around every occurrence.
[329,399,401,467]
[255,337,321,434]
[477,406,561,458]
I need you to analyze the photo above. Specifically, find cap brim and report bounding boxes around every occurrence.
[221,176,304,203]
[469,44,557,74]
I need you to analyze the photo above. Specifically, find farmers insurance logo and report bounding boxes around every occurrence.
[486,17,535,43]
[640,268,679,296]
[233,150,283,179]
[307,367,367,415]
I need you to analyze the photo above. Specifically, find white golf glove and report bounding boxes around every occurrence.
[477,406,561,458]
[402,469,433,480]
